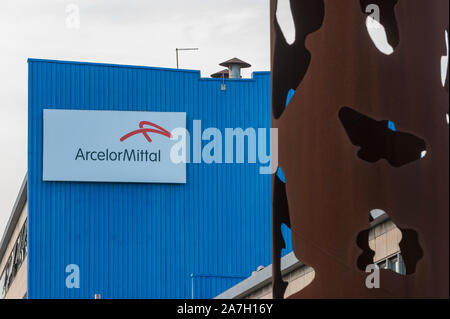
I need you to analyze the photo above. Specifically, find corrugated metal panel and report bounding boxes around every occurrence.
[27,59,289,299]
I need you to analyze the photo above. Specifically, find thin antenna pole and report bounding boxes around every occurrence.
[175,48,199,69]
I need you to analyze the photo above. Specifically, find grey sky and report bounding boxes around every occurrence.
[2,1,445,237]
[0,0,271,236]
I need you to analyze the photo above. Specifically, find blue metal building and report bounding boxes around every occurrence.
[27,59,292,299]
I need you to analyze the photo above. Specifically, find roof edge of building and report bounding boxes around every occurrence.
[214,252,302,299]
[27,58,202,75]
[0,174,27,263]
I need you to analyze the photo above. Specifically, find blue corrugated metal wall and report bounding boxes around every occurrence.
[27,59,291,299]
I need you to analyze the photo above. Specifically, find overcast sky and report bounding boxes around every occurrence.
[1,1,444,238]
[0,0,271,236]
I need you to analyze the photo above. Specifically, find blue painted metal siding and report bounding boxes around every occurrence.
[27,59,290,299]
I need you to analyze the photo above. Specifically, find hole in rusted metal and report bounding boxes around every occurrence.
[276,0,296,45]
[273,173,290,298]
[339,107,427,167]
[272,0,325,119]
[358,210,423,276]
[360,0,399,55]
[442,29,449,89]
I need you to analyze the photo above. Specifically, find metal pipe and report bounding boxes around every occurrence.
[175,48,199,69]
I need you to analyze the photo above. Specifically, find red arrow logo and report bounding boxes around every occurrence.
[120,121,173,143]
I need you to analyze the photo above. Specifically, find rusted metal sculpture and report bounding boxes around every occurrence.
[271,0,448,298]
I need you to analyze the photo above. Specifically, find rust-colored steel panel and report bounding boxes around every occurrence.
[271,0,449,298]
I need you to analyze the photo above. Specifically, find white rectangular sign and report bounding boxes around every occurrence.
[43,109,186,184]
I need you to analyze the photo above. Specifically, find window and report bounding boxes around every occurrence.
[0,220,27,299]
[376,253,406,275]
[0,269,6,299]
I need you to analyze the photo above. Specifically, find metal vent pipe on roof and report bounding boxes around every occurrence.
[218,58,251,79]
